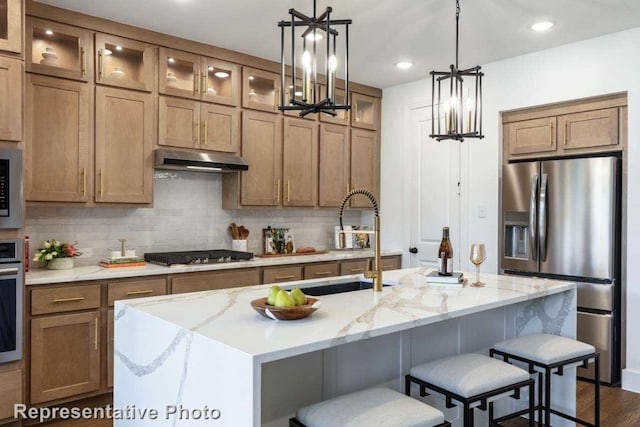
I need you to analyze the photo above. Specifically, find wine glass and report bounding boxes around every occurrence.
[469,243,487,287]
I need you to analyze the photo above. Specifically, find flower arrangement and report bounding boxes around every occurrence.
[33,239,82,264]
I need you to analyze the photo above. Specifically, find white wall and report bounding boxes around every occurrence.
[381,27,640,392]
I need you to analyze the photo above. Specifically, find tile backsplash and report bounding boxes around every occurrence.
[26,171,361,266]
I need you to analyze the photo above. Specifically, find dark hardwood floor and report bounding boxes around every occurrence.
[40,381,640,426]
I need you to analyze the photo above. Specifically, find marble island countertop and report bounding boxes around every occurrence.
[117,267,576,364]
[26,249,402,285]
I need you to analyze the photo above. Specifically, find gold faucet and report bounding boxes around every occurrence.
[338,189,382,292]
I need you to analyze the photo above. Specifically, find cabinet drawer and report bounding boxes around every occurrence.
[304,262,339,280]
[381,255,401,271]
[108,278,167,306]
[171,268,260,294]
[31,284,101,315]
[0,369,21,420]
[340,259,369,275]
[262,266,303,284]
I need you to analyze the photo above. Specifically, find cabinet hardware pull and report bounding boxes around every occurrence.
[287,180,291,203]
[195,120,200,145]
[53,297,86,303]
[202,72,207,96]
[276,179,281,203]
[193,72,198,96]
[94,318,98,351]
[314,271,332,275]
[99,168,104,197]
[275,275,294,280]
[81,47,86,76]
[203,120,208,145]
[350,268,364,273]
[80,168,86,197]
[354,103,358,122]
[126,289,154,296]
[98,49,103,78]
[274,87,279,110]
[550,121,554,143]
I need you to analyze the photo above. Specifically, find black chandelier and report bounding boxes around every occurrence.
[430,0,484,142]
[278,0,352,117]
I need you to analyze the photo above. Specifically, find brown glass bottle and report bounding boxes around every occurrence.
[438,227,453,276]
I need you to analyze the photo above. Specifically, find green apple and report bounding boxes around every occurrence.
[290,288,307,306]
[267,285,281,306]
[274,290,296,308]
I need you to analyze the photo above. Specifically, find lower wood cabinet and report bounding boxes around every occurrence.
[340,259,368,276]
[262,265,303,284]
[380,255,402,271]
[0,367,22,421]
[30,311,100,404]
[304,262,339,280]
[171,268,260,294]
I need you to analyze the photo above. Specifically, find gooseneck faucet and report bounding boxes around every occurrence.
[338,188,382,292]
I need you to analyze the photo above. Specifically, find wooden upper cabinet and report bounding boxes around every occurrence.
[30,311,101,404]
[201,57,241,106]
[95,33,156,92]
[351,92,379,130]
[95,86,154,204]
[26,74,91,202]
[27,17,92,82]
[0,0,21,53]
[0,56,22,141]
[319,124,349,207]
[559,108,619,151]
[506,117,557,156]
[350,128,379,208]
[240,110,282,206]
[320,86,349,126]
[159,48,200,100]
[283,118,318,206]
[242,67,281,113]
[201,104,240,153]
[158,96,199,150]
[282,77,317,120]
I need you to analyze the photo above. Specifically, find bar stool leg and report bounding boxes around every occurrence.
[537,371,544,425]
[488,401,494,427]
[595,355,600,427]
[545,367,551,427]
[463,403,474,427]
[528,381,534,427]
[405,375,411,396]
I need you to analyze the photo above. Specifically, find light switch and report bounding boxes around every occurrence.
[477,205,487,218]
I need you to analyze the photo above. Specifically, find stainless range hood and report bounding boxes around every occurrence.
[154,149,248,173]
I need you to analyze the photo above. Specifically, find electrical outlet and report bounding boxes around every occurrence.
[77,248,92,258]
[477,205,487,218]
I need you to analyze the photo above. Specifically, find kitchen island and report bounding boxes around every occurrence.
[114,268,577,427]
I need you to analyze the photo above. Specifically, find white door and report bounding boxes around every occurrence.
[409,105,466,269]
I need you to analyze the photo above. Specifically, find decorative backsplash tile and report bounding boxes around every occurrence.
[26,172,361,266]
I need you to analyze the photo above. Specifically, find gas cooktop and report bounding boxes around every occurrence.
[144,249,253,266]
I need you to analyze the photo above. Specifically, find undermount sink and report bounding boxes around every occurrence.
[303,281,392,296]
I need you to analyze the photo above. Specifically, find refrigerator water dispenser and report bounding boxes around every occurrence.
[505,225,528,259]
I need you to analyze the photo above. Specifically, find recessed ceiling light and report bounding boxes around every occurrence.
[168,57,175,64]
[395,61,413,70]
[208,66,214,71]
[214,71,230,78]
[531,21,554,32]
[45,29,54,36]
[115,45,123,51]
[103,49,113,56]
[305,32,323,42]
[248,75,255,81]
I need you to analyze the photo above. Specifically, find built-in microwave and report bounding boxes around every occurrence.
[0,239,23,363]
[0,148,22,229]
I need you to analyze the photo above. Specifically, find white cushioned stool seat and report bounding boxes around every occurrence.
[409,353,530,398]
[295,387,445,427]
[493,333,595,365]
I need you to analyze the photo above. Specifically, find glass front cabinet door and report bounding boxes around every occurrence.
[159,47,200,100]
[242,67,281,113]
[95,33,156,92]
[351,92,380,131]
[0,0,21,53]
[201,57,240,106]
[27,17,92,82]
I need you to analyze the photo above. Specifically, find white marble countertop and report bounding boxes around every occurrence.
[117,267,576,363]
[26,250,402,285]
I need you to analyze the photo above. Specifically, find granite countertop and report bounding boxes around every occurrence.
[26,250,403,285]
[116,267,577,363]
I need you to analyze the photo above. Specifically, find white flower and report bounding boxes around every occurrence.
[51,240,59,246]
[44,253,53,261]
[32,255,39,262]
[51,251,57,257]
[43,241,51,249]
[40,249,46,253]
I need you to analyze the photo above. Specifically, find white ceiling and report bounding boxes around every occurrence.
[36,0,640,88]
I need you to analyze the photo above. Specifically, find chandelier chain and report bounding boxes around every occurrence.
[455,0,460,69]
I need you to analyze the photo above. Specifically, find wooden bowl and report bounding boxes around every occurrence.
[251,297,319,321]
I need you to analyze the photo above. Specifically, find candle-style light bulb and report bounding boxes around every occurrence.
[450,95,458,133]
[328,55,337,102]
[443,100,451,133]
[302,50,312,102]
[465,91,473,134]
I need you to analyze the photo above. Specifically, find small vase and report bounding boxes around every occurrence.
[47,257,74,270]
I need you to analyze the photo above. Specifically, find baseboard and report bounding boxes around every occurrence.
[621,368,640,393]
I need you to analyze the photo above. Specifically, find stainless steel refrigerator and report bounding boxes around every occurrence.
[501,155,621,384]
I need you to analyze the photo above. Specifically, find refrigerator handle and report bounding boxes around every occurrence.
[539,173,548,262]
[529,174,539,262]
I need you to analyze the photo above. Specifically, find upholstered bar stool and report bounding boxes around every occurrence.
[490,333,599,427]
[405,353,534,427]
[290,387,451,427]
